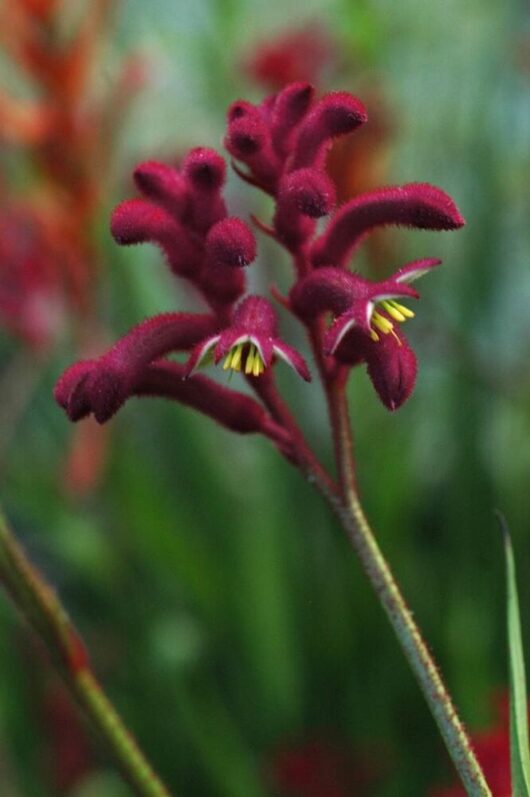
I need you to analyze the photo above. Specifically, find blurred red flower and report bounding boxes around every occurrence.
[270,738,376,797]
[243,25,336,92]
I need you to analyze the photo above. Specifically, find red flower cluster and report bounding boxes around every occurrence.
[243,25,336,91]
[0,202,65,349]
[55,81,463,448]
[0,0,143,344]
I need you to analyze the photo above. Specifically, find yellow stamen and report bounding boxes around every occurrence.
[370,329,380,342]
[253,353,261,376]
[372,311,394,335]
[390,300,414,319]
[230,342,243,370]
[223,351,233,370]
[382,300,406,322]
[245,345,255,374]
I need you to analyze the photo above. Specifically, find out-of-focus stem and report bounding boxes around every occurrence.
[325,390,491,797]
[0,512,173,797]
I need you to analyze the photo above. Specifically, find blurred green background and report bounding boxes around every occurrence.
[1,0,530,795]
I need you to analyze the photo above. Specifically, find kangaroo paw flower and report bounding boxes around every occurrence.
[185,295,311,382]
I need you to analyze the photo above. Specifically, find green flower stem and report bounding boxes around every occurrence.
[0,512,173,797]
[326,389,492,797]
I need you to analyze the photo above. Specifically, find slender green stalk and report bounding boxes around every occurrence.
[0,512,173,797]
[326,390,491,797]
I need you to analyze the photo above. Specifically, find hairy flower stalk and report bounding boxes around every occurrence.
[0,512,173,797]
[54,82,490,796]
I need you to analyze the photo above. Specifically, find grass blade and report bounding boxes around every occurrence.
[499,512,530,797]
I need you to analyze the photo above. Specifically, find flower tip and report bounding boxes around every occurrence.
[54,361,95,421]
[404,183,466,230]
[133,160,183,203]
[283,168,336,217]
[206,217,257,268]
[133,160,166,193]
[110,199,153,245]
[319,91,368,134]
[182,147,226,190]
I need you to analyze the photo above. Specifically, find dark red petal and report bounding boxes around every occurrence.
[324,311,363,354]
[273,341,312,381]
[392,257,442,283]
[364,331,417,411]
[311,183,465,268]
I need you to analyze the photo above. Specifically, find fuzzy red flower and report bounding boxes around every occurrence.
[185,295,310,381]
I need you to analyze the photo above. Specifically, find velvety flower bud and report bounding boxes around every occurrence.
[57,354,290,447]
[270,82,314,157]
[289,92,367,171]
[111,198,171,246]
[55,314,217,422]
[225,101,280,192]
[225,102,267,155]
[181,147,227,234]
[205,217,257,268]
[55,360,96,421]
[335,326,417,411]
[133,161,187,217]
[110,198,201,277]
[365,329,417,411]
[274,168,336,250]
[310,183,465,268]
[181,147,226,190]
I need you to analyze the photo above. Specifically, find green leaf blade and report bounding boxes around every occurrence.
[501,514,530,797]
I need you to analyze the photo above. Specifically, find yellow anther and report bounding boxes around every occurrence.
[223,351,233,370]
[245,345,255,374]
[253,353,261,376]
[231,343,243,370]
[382,300,406,322]
[370,329,380,342]
[372,311,394,335]
[390,300,414,319]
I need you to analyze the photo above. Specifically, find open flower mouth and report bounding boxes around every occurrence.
[223,341,266,376]
[369,299,415,343]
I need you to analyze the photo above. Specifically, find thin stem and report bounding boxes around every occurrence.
[291,244,489,795]
[326,390,491,797]
[0,512,173,797]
